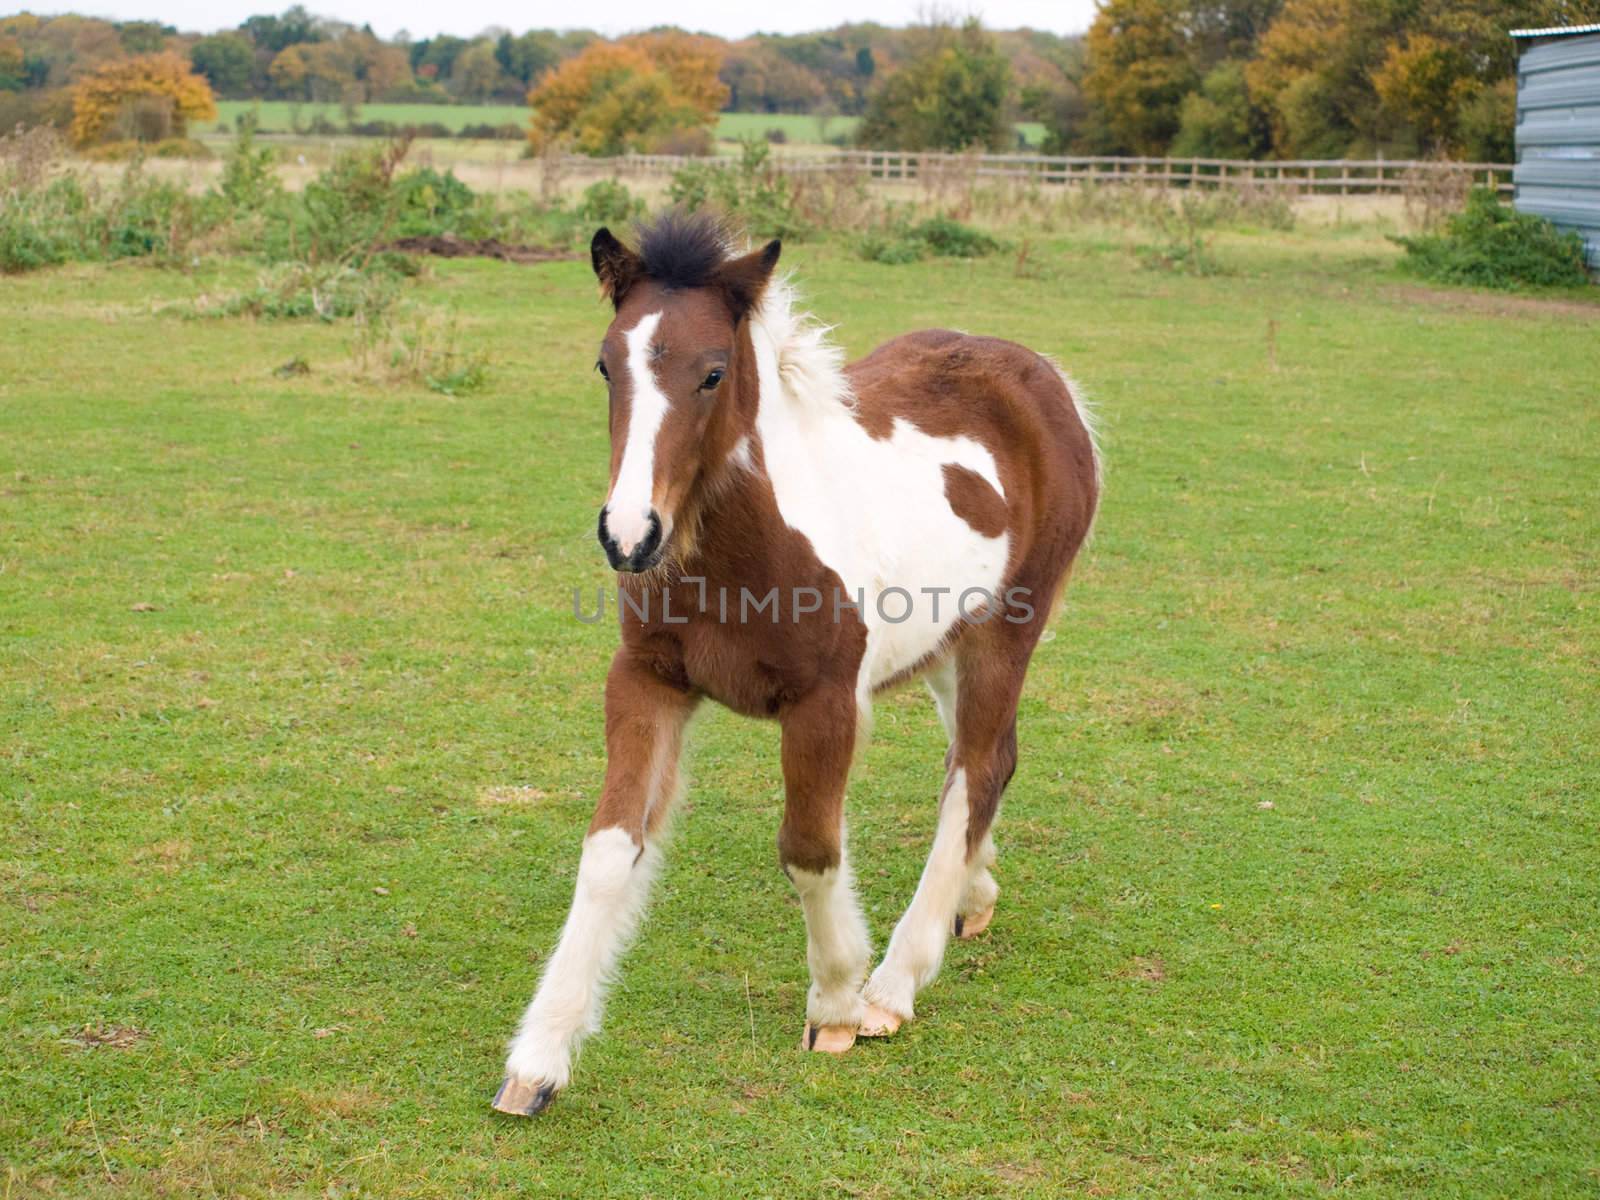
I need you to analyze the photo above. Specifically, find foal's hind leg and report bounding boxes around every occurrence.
[861,641,1025,1034]
[926,657,1001,941]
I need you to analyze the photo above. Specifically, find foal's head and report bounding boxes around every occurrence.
[589,213,781,573]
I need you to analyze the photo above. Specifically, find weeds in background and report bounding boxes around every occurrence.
[349,302,489,394]
[1,126,217,272]
[669,140,809,240]
[856,212,1003,264]
[1394,188,1588,290]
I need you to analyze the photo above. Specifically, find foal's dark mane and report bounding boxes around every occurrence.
[634,211,735,291]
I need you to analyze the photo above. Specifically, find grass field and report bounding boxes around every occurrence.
[210,103,1047,149]
[2,221,1598,1196]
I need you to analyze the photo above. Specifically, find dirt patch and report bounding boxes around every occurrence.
[69,1024,148,1049]
[1386,283,1600,321]
[385,234,573,264]
[1120,955,1167,983]
[477,784,549,807]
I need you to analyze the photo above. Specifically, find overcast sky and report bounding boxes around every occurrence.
[48,0,1098,40]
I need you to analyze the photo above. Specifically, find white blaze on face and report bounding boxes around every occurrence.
[604,311,669,554]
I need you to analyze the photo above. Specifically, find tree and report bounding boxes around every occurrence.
[451,39,508,102]
[240,6,324,54]
[69,51,216,145]
[0,35,25,91]
[527,37,725,156]
[1171,60,1261,157]
[1372,33,1474,153]
[1081,0,1198,154]
[721,40,825,113]
[117,21,171,54]
[624,32,728,115]
[190,33,256,97]
[857,19,1013,151]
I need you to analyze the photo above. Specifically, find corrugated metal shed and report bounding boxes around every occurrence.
[1512,27,1600,270]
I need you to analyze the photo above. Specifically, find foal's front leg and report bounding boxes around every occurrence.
[779,686,873,1053]
[494,653,696,1116]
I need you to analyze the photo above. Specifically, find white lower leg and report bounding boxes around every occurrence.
[863,768,972,1020]
[960,831,999,917]
[504,827,657,1089]
[789,846,872,1027]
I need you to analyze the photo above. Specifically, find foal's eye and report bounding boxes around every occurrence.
[595,360,609,381]
[700,368,725,390]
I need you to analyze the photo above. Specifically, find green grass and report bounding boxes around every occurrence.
[214,100,530,133]
[713,111,859,146]
[210,103,1041,149]
[2,224,1598,1197]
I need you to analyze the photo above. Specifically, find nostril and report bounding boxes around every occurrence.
[597,508,626,569]
[634,510,663,564]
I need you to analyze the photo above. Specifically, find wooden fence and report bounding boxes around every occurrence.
[557,150,1514,195]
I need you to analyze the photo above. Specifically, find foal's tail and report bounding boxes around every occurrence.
[1036,355,1104,630]
[1041,355,1104,499]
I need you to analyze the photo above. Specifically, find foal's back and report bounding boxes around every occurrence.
[847,328,1100,600]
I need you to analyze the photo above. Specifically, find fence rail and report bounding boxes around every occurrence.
[557,150,1514,195]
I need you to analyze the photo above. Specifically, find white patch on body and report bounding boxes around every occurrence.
[787,843,872,1027]
[748,287,1010,705]
[924,656,958,743]
[604,310,668,554]
[726,434,754,472]
[863,767,972,1020]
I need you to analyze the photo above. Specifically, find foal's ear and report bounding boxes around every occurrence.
[591,227,642,308]
[715,239,782,321]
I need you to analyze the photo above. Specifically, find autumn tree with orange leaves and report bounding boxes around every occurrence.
[69,51,216,146]
[527,34,728,156]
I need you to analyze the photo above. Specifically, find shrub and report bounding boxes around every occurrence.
[458,122,523,141]
[575,179,642,227]
[855,213,1002,264]
[668,138,806,240]
[392,167,495,239]
[195,261,401,321]
[216,115,282,213]
[295,139,413,264]
[1395,188,1589,289]
[1,133,217,273]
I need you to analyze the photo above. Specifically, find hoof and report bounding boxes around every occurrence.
[801,1022,856,1054]
[492,1076,558,1117]
[856,1003,904,1038]
[954,905,994,940]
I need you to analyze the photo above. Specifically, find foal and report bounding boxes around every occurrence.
[494,213,1100,1116]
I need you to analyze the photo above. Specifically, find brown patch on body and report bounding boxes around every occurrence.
[942,462,1009,538]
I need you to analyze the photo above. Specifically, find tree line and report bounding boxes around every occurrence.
[4,3,1597,160]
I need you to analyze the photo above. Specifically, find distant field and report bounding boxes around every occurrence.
[212,102,1043,149]
[213,100,528,133]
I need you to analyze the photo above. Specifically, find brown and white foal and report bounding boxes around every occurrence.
[494,213,1100,1116]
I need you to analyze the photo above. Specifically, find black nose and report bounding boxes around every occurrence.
[597,508,665,573]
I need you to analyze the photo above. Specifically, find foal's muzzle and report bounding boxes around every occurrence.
[598,507,665,573]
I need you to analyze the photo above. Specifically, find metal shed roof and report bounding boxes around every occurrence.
[1510,23,1600,38]
[1514,28,1600,271]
